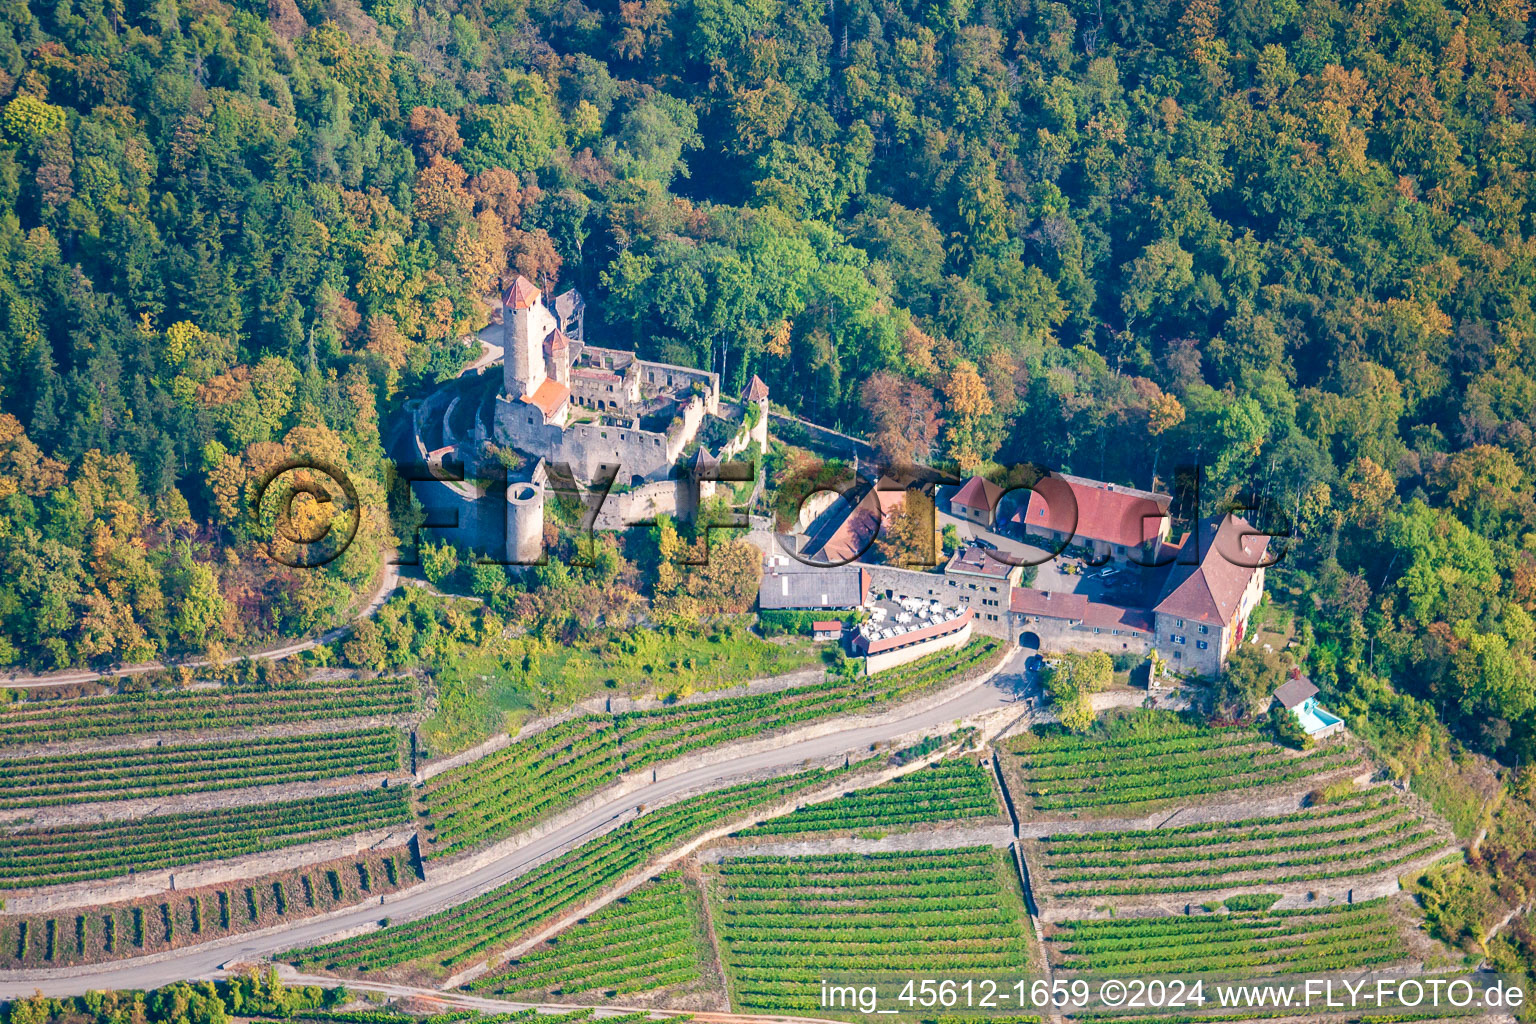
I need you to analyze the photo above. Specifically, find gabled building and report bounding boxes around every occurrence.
[758,561,870,610]
[1004,506,1270,674]
[1273,671,1344,738]
[1152,514,1269,676]
[950,476,1004,527]
[802,479,912,564]
[1009,588,1155,653]
[1015,474,1171,566]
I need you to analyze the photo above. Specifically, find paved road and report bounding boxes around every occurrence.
[0,669,1017,998]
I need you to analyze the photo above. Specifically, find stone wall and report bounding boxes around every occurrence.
[864,620,974,675]
[449,713,1010,987]
[633,357,720,414]
[862,564,1012,639]
[768,411,873,459]
[418,666,827,783]
[497,397,674,484]
[3,826,419,915]
[697,824,1016,861]
[1011,610,1154,658]
[428,656,1008,886]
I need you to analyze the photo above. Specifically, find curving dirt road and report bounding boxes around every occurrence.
[0,668,1019,999]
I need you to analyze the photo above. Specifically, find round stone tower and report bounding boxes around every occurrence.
[506,481,545,564]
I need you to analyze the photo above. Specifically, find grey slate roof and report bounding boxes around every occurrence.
[1273,676,1319,709]
[759,565,866,609]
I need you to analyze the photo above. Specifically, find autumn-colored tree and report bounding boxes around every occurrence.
[413,154,473,226]
[1344,455,1396,527]
[939,359,995,470]
[506,226,563,284]
[451,210,509,296]
[469,167,523,226]
[407,106,464,158]
[860,371,942,469]
[364,313,413,369]
[874,490,939,567]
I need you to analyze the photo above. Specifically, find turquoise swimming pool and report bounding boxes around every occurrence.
[1294,700,1343,735]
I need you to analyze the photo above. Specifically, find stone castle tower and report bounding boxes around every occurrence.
[504,277,561,403]
[506,479,545,565]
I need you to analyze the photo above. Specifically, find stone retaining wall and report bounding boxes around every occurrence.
[0,771,410,828]
[426,656,1007,885]
[3,827,419,915]
[696,824,1017,861]
[418,667,827,781]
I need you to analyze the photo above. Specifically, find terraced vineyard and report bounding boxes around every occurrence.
[0,847,420,968]
[290,765,861,975]
[1050,900,1408,975]
[259,1010,666,1024]
[419,640,1002,858]
[0,677,419,747]
[0,729,402,808]
[1030,788,1447,898]
[710,847,1033,1013]
[733,759,1002,837]
[1006,715,1362,816]
[0,786,412,888]
[466,872,707,998]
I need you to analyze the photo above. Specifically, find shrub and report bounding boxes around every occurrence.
[757,608,860,637]
[1264,705,1314,750]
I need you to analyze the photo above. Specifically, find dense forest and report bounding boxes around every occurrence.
[1,0,1535,773]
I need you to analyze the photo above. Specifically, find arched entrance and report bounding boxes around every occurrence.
[1019,631,1041,650]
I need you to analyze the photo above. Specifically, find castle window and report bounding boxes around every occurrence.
[1198,624,1209,634]
[1196,640,1208,650]
[600,432,607,439]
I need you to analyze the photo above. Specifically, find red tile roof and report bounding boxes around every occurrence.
[1009,588,1089,620]
[1019,475,1168,549]
[812,620,843,632]
[1008,588,1153,633]
[1153,514,1270,626]
[952,476,1003,512]
[815,502,881,563]
[1079,602,1154,633]
[811,485,906,564]
[854,607,972,655]
[506,276,541,310]
[544,328,571,354]
[520,378,570,419]
[744,374,769,402]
